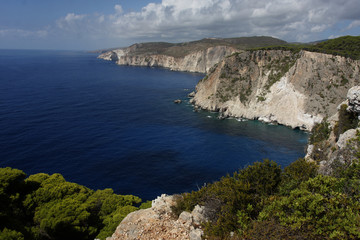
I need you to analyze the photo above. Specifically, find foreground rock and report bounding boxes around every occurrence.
[107,194,207,240]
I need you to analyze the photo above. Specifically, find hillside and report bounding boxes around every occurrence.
[191,36,360,130]
[257,35,360,60]
[101,36,287,58]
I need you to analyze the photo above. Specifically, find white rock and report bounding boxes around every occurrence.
[347,86,360,114]
[337,128,358,149]
[189,229,203,240]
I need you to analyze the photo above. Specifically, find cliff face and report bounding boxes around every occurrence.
[192,50,360,130]
[305,86,360,175]
[98,46,236,73]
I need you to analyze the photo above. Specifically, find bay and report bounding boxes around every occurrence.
[0,50,308,200]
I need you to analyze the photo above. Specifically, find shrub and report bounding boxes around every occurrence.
[279,158,318,194]
[0,168,145,240]
[309,119,331,144]
[334,104,358,140]
[259,175,360,239]
[173,160,281,238]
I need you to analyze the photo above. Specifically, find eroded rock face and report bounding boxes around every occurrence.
[192,50,360,130]
[99,46,236,73]
[107,194,207,240]
[347,86,360,114]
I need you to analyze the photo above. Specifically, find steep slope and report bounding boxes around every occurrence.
[191,50,360,130]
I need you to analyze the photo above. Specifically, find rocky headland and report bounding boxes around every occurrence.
[98,36,287,73]
[191,50,360,130]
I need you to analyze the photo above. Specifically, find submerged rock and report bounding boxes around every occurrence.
[174,99,182,104]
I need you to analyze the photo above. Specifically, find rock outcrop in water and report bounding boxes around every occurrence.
[191,50,360,130]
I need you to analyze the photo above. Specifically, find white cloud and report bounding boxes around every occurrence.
[99,0,360,43]
[57,13,87,31]
[64,13,86,22]
[114,4,123,14]
[3,0,360,49]
[346,20,360,30]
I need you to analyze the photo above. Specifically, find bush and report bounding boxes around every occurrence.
[309,119,331,144]
[259,175,360,239]
[0,167,145,240]
[334,104,358,140]
[279,158,318,194]
[173,160,281,238]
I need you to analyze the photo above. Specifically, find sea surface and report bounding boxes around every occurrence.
[0,50,308,200]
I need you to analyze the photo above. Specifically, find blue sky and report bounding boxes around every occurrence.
[1,0,359,50]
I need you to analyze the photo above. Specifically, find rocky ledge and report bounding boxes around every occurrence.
[107,194,207,240]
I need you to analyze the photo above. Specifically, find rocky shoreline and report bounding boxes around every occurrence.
[191,50,360,131]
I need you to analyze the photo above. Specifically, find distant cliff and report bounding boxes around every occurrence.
[99,36,360,131]
[99,45,236,73]
[191,50,360,130]
[98,36,287,73]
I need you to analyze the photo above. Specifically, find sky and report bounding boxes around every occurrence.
[0,0,360,50]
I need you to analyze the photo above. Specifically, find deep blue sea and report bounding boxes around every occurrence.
[0,50,308,200]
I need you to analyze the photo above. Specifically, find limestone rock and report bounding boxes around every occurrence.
[305,144,314,160]
[347,86,360,114]
[189,229,202,240]
[188,91,196,98]
[192,50,360,130]
[337,129,358,149]
[99,45,236,73]
[107,194,207,240]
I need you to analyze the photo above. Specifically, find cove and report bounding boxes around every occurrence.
[0,50,308,200]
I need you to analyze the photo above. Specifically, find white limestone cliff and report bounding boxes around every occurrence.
[192,50,360,130]
[99,46,236,73]
[107,194,207,240]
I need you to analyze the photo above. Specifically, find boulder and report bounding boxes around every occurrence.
[347,86,360,114]
[188,91,196,98]
[337,128,358,149]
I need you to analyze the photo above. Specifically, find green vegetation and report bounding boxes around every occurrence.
[255,36,360,60]
[309,118,331,144]
[173,156,360,239]
[0,168,148,240]
[334,104,359,140]
[125,36,287,58]
[257,95,266,102]
[263,55,298,91]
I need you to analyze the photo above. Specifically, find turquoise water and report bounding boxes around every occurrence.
[0,50,308,200]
